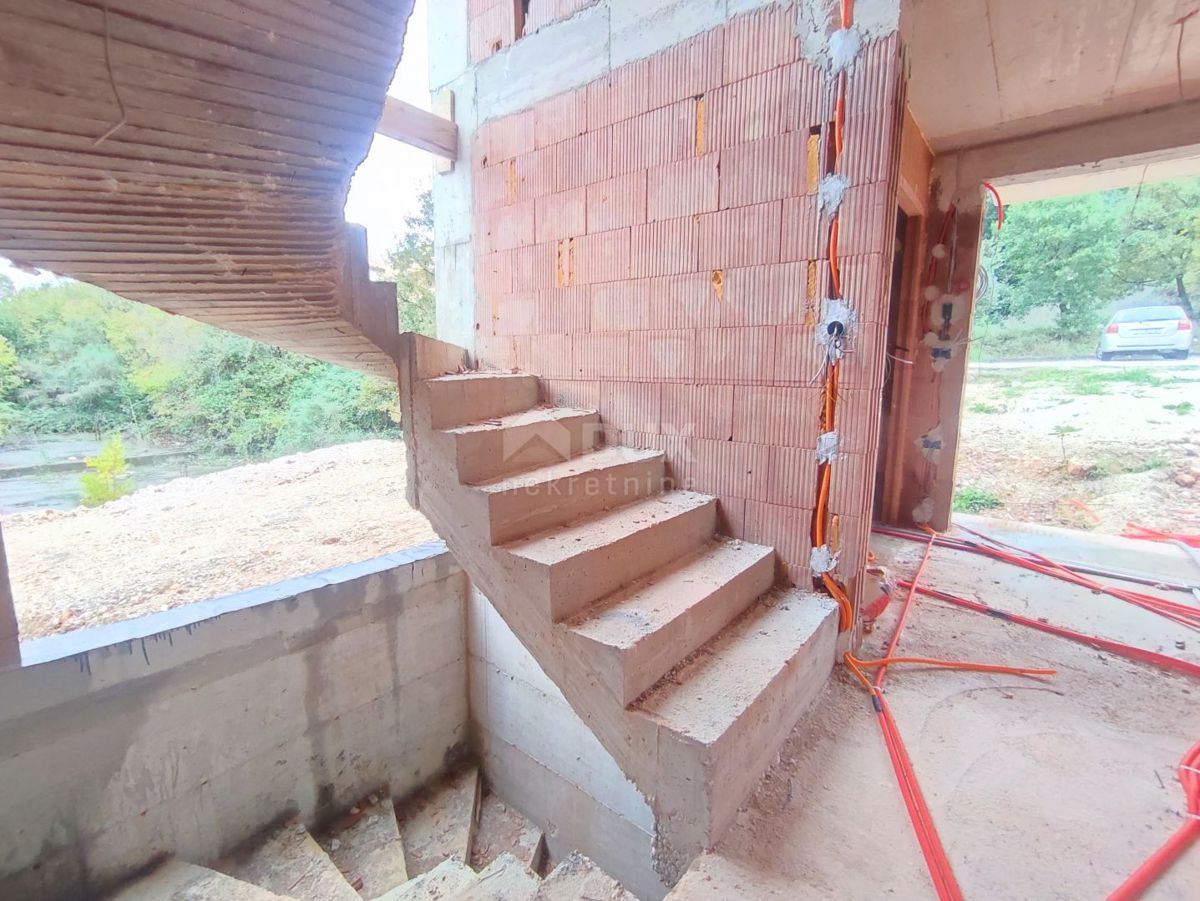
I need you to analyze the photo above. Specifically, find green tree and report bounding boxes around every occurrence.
[80,434,135,506]
[385,188,436,336]
[1109,179,1200,318]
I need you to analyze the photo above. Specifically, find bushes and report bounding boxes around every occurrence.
[80,435,134,506]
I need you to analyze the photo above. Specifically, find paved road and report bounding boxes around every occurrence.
[970,356,1199,371]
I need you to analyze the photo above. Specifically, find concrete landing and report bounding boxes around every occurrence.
[397,765,481,877]
[471,790,545,872]
[109,860,293,901]
[670,537,1200,899]
[456,853,539,900]
[319,791,408,899]
[221,821,358,901]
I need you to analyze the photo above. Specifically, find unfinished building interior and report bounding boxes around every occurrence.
[0,1,1198,899]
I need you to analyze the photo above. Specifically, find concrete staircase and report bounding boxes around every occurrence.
[397,334,839,881]
[109,768,632,900]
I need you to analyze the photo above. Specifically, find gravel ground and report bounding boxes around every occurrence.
[5,440,436,640]
[956,369,1200,535]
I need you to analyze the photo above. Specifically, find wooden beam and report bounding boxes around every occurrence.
[375,96,457,161]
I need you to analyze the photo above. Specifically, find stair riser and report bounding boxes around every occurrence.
[423,377,540,430]
[454,413,602,484]
[580,549,777,706]
[486,458,665,545]
[543,501,718,621]
[653,603,838,858]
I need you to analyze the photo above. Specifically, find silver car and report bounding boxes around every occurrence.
[1098,305,1193,360]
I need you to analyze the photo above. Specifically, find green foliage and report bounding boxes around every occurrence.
[385,189,437,336]
[980,176,1200,347]
[967,400,1001,414]
[80,435,134,506]
[953,486,1002,513]
[1164,401,1195,415]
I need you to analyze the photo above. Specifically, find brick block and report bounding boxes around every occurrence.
[535,186,587,243]
[646,156,719,221]
[644,272,720,330]
[630,217,699,278]
[717,495,748,539]
[691,438,770,501]
[697,201,782,269]
[470,3,515,62]
[829,388,876,456]
[534,88,588,148]
[772,323,827,385]
[660,383,734,440]
[493,292,538,336]
[586,171,647,233]
[718,131,807,209]
[696,326,776,384]
[723,5,798,82]
[608,54,654,123]
[705,67,795,152]
[591,280,649,331]
[629,329,695,381]
[573,227,630,284]
[525,334,573,379]
[477,250,514,297]
[732,384,816,446]
[537,286,591,333]
[555,128,612,191]
[477,161,513,211]
[745,500,811,568]
[515,145,558,199]
[488,108,536,161]
[770,445,817,508]
[838,182,891,257]
[780,194,822,263]
[478,200,535,253]
[647,28,725,108]
[541,376,601,409]
[829,453,872,520]
[601,381,662,433]
[611,102,694,176]
[573,332,628,379]
[721,262,811,327]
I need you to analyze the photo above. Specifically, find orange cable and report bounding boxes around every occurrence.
[849,654,1057,679]
[829,215,842,297]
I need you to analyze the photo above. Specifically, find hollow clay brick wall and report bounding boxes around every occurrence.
[470,6,903,604]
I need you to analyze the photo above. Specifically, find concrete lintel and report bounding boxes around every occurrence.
[608,0,726,68]
[939,99,1200,204]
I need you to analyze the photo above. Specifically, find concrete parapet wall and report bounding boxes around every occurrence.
[0,542,468,901]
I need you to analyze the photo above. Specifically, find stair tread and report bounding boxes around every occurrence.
[375,859,477,901]
[454,853,540,901]
[318,791,408,899]
[568,538,774,649]
[220,821,358,901]
[470,791,545,871]
[445,406,595,434]
[475,446,662,492]
[633,589,838,744]
[109,860,294,901]
[395,765,480,878]
[503,491,714,564]
[535,852,637,901]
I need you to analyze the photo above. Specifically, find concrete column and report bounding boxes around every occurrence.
[0,521,19,669]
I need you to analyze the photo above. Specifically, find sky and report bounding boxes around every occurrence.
[1,0,432,290]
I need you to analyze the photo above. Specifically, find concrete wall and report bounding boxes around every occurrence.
[465,587,667,901]
[428,0,905,604]
[0,543,468,901]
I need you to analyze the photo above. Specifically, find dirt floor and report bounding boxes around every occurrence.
[956,362,1200,535]
[676,529,1200,899]
[5,439,436,640]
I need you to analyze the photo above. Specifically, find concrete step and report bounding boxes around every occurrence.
[395,765,481,878]
[220,820,358,901]
[632,589,838,845]
[567,538,777,705]
[375,859,477,901]
[424,372,540,430]
[534,851,637,900]
[109,860,293,901]
[475,446,665,544]
[317,791,408,899]
[470,790,545,872]
[500,491,718,621]
[453,853,540,901]
[447,407,601,484]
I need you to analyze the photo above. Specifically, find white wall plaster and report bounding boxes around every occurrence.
[609,0,727,67]
[427,0,471,91]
